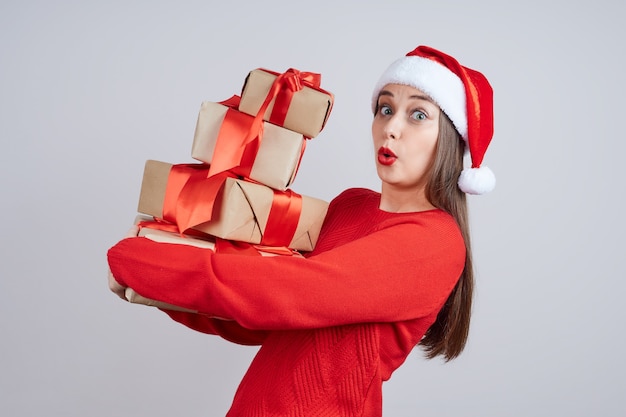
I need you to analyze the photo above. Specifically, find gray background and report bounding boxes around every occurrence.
[1,1,624,416]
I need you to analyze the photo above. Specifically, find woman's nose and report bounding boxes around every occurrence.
[384,116,401,140]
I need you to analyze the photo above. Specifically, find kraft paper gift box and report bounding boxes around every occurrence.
[124,216,302,312]
[137,160,328,252]
[191,101,305,191]
[238,68,333,138]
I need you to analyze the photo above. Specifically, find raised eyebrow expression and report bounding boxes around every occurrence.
[377,90,436,109]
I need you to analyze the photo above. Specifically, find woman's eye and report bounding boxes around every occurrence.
[411,110,426,120]
[379,105,392,116]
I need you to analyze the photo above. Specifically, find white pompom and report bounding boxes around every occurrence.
[458,166,496,195]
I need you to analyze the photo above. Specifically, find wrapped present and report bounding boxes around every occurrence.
[134,215,301,257]
[191,101,305,190]
[238,68,333,138]
[124,217,303,311]
[137,160,328,251]
[136,218,217,250]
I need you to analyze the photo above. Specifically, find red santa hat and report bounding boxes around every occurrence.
[372,45,495,195]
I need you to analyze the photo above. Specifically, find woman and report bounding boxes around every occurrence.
[108,45,495,416]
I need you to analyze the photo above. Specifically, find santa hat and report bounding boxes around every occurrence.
[372,45,495,195]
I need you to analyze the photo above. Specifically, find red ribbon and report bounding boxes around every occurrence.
[163,164,208,227]
[137,218,181,234]
[207,96,262,178]
[261,188,302,247]
[161,163,235,234]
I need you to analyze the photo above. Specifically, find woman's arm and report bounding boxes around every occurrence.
[108,216,464,331]
[161,310,268,345]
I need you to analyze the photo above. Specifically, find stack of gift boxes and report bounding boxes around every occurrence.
[124,68,334,311]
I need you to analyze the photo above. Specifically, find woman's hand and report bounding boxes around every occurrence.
[108,225,140,300]
[108,269,127,300]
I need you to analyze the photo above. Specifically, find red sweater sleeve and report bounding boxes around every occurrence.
[160,310,268,345]
[107,211,465,331]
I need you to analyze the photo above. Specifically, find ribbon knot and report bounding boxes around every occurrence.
[280,68,321,91]
[268,68,319,130]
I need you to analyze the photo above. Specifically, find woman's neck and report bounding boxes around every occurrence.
[379,184,436,213]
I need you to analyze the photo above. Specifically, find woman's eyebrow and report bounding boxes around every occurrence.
[378,90,434,104]
[409,94,435,103]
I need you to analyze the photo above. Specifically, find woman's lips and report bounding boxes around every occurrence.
[377,147,397,166]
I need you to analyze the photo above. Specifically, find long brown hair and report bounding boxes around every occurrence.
[421,111,474,361]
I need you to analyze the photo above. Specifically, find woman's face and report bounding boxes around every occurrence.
[372,83,441,193]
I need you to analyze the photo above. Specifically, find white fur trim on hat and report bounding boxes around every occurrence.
[371,56,468,140]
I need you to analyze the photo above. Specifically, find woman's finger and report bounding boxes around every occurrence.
[108,269,127,301]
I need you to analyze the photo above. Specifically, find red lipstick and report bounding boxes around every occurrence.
[377,147,397,166]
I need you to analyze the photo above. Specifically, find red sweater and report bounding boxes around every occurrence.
[108,188,466,416]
